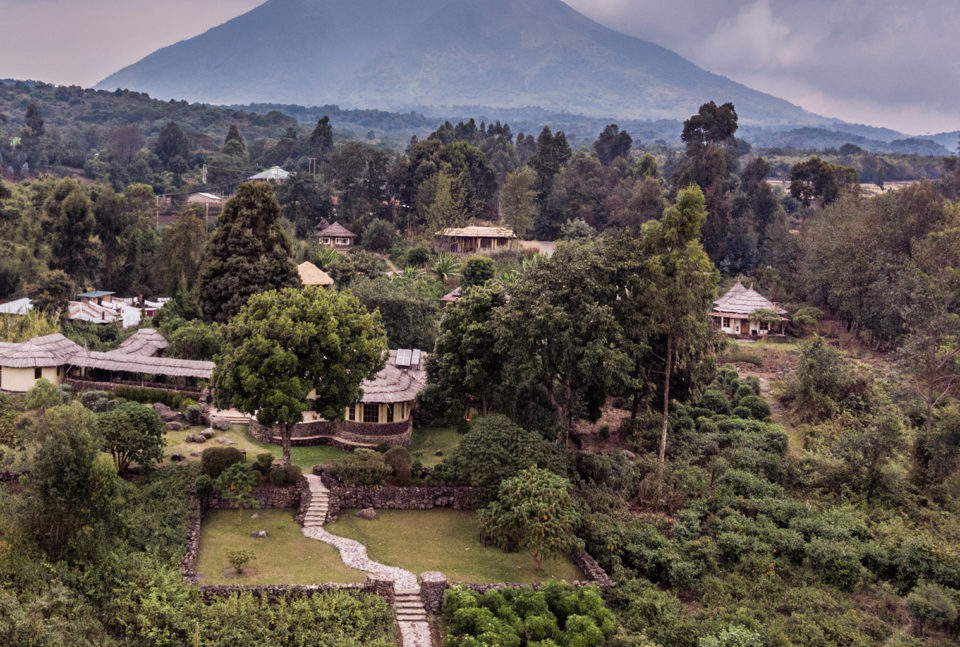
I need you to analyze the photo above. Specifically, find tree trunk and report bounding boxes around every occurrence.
[281,423,293,467]
[656,334,673,501]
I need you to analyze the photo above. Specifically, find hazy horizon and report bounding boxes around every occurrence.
[0,0,956,136]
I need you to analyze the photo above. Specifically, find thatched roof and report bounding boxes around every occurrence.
[0,334,83,368]
[360,349,427,404]
[298,261,334,286]
[72,352,214,379]
[317,222,356,238]
[116,329,169,356]
[437,226,516,239]
[713,281,787,316]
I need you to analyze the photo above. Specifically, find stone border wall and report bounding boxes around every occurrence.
[316,470,479,522]
[206,484,300,510]
[249,419,412,448]
[65,377,201,395]
[197,576,393,602]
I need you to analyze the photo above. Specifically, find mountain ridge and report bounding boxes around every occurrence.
[97,0,831,127]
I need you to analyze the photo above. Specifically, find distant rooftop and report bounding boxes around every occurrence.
[248,166,290,181]
[713,281,787,316]
[317,222,356,238]
[78,290,116,298]
[438,226,516,238]
[297,261,334,286]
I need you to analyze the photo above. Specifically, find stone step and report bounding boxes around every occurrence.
[396,611,427,619]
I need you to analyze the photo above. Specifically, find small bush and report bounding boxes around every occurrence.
[906,582,959,633]
[184,404,206,426]
[808,538,864,591]
[284,464,302,485]
[737,395,771,420]
[195,474,214,498]
[327,449,391,487]
[115,385,188,410]
[80,390,114,413]
[201,446,245,478]
[252,452,274,475]
[699,389,731,414]
[406,246,431,267]
[384,446,412,485]
[227,549,255,575]
[731,406,753,419]
[26,378,62,410]
[268,466,287,487]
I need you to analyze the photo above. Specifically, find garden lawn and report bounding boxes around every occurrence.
[409,426,460,467]
[326,509,582,584]
[163,425,350,471]
[196,509,366,585]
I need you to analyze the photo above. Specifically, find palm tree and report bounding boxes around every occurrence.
[432,252,461,284]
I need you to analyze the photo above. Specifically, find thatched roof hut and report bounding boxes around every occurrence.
[359,349,427,404]
[713,281,787,316]
[71,352,214,379]
[0,334,83,368]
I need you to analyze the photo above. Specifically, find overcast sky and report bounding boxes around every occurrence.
[0,0,956,134]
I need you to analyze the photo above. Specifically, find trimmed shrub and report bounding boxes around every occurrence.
[252,452,274,476]
[383,446,412,486]
[195,473,214,498]
[738,395,771,420]
[284,464,302,484]
[808,538,864,591]
[327,449,391,487]
[80,390,114,413]
[115,385,189,410]
[730,406,753,419]
[201,446,245,478]
[268,466,287,487]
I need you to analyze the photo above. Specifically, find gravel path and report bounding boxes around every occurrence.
[302,474,431,647]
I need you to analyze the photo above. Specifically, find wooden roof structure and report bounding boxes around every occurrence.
[359,349,428,404]
[0,333,83,368]
[297,261,334,287]
[437,226,516,239]
[712,281,787,316]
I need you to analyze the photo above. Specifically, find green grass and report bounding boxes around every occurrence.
[163,425,350,471]
[409,426,460,467]
[326,509,582,584]
[196,509,366,585]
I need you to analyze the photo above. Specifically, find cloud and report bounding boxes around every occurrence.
[566,0,960,133]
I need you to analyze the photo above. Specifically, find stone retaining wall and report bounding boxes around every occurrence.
[249,419,412,447]
[316,470,479,522]
[205,484,301,510]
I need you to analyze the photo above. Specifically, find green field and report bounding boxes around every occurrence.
[164,425,350,471]
[196,509,366,585]
[409,426,460,467]
[326,509,582,584]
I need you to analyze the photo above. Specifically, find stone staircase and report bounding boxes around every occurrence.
[300,474,432,647]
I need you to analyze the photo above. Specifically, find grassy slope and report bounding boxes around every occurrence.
[409,426,460,467]
[327,509,582,584]
[163,425,350,471]
[196,509,366,585]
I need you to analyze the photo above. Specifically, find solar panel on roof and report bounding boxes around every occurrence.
[411,349,422,367]
[396,349,412,367]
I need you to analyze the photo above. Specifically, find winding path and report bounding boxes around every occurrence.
[301,474,431,647]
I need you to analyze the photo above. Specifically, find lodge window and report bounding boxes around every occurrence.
[760,320,769,332]
[722,317,731,327]
[386,403,394,423]
[34,367,42,379]
[363,404,380,423]
[348,405,356,421]
[322,237,332,245]
[336,237,350,245]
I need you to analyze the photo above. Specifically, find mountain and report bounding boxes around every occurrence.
[97,0,831,127]
[746,127,950,156]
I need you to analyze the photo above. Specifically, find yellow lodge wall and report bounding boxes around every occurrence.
[0,365,62,393]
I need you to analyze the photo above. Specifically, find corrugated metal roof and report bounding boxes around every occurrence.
[78,290,116,298]
[0,298,33,315]
[248,166,290,181]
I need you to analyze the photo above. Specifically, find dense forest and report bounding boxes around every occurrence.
[1,90,960,646]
